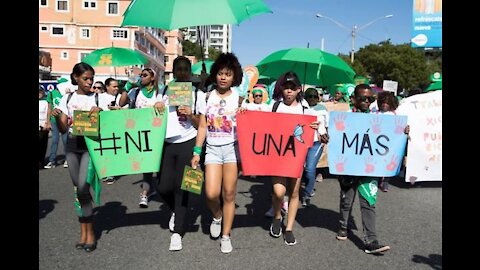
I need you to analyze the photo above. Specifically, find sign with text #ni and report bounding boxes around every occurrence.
[85,108,167,178]
[327,112,408,177]
[237,111,315,178]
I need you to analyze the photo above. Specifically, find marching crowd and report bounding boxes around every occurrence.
[39,53,410,255]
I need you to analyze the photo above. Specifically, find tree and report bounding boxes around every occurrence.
[352,41,433,91]
[181,40,223,61]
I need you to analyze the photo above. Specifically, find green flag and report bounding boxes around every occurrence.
[85,108,168,179]
[358,177,379,206]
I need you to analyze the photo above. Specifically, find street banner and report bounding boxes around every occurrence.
[237,111,315,178]
[85,108,167,178]
[411,0,442,48]
[328,112,408,177]
[396,90,442,182]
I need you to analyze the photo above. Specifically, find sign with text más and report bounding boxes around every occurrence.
[327,112,408,177]
[85,108,167,178]
[237,111,315,178]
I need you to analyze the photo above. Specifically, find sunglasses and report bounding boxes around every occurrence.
[254,95,262,98]
[306,95,319,99]
[140,73,149,77]
[93,86,102,89]
[356,95,375,103]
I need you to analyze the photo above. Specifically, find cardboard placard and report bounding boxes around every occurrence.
[72,110,99,136]
[181,166,204,195]
[167,82,193,106]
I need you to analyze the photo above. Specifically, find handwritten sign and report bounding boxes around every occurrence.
[237,111,315,178]
[85,108,167,178]
[181,166,204,195]
[72,111,99,136]
[396,91,442,182]
[166,82,192,106]
[327,112,408,177]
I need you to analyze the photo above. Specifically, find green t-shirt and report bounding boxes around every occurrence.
[46,89,63,123]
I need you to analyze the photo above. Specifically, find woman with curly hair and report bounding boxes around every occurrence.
[191,52,243,253]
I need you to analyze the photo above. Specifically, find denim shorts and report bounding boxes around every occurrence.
[204,142,240,165]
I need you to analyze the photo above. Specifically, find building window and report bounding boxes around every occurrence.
[40,26,48,32]
[51,26,65,36]
[164,55,169,65]
[83,1,97,9]
[107,1,119,15]
[80,28,91,39]
[56,0,69,12]
[61,51,69,60]
[112,29,128,39]
[164,37,168,44]
[79,52,90,62]
[40,0,48,7]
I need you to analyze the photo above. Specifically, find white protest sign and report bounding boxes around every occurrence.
[383,80,398,95]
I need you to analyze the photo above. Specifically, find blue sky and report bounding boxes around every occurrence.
[233,0,412,67]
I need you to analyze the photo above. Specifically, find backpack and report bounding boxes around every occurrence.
[271,100,307,114]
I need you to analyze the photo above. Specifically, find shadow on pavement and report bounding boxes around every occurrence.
[412,254,442,270]
[39,199,58,220]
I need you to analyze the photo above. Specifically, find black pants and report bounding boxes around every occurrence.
[157,138,196,235]
[39,129,49,166]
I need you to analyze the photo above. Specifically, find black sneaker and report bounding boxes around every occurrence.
[336,228,348,240]
[283,230,297,246]
[269,217,282,238]
[364,240,390,254]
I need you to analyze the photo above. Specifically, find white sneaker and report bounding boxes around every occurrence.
[220,235,233,253]
[169,233,182,251]
[44,161,56,169]
[169,213,175,232]
[139,194,148,208]
[63,161,68,168]
[264,207,274,217]
[210,216,222,238]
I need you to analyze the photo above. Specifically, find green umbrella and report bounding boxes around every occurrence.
[192,60,214,75]
[121,0,272,30]
[425,81,442,92]
[81,47,148,67]
[256,48,356,87]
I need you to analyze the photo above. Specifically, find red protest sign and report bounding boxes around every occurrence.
[237,111,316,178]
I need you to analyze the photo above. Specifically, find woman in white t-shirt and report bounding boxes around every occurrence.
[152,56,206,251]
[190,53,243,254]
[50,62,107,252]
[39,86,49,168]
[123,68,161,208]
[268,72,321,246]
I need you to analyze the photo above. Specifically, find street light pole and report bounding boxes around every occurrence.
[315,13,393,63]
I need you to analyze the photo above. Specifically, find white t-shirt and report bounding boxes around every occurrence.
[163,87,207,143]
[99,92,128,110]
[242,101,271,111]
[205,89,239,146]
[57,92,109,134]
[135,89,159,108]
[39,100,49,127]
[272,101,325,142]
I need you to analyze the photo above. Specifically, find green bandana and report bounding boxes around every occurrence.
[358,177,379,206]
[73,159,101,217]
[141,86,156,98]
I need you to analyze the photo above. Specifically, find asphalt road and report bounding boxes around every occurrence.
[39,140,442,270]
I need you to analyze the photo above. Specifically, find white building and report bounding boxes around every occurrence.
[184,25,232,55]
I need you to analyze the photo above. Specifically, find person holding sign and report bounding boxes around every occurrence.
[190,53,243,254]
[121,68,161,208]
[152,56,206,251]
[335,84,400,254]
[267,72,320,246]
[50,62,108,252]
